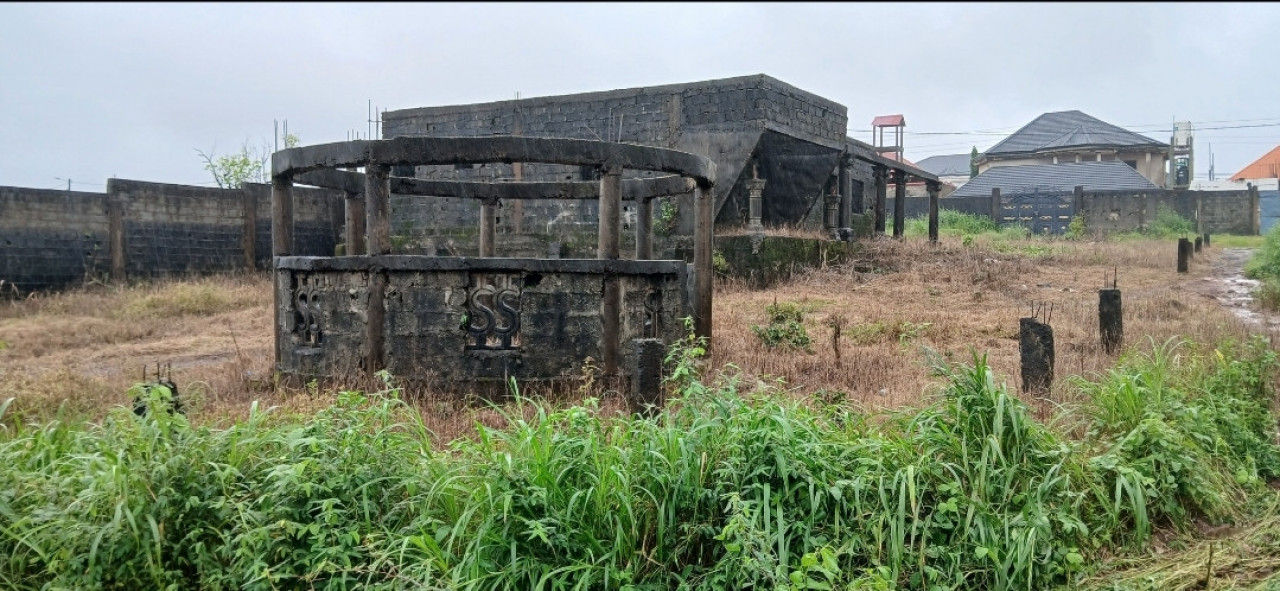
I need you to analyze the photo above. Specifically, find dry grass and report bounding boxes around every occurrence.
[710,234,1268,416]
[1,234,1268,441]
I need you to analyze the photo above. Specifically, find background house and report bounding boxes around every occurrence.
[950,160,1159,198]
[976,110,1170,188]
[914,153,973,195]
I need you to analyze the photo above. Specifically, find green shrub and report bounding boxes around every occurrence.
[1145,204,1194,238]
[1065,214,1087,239]
[750,301,812,352]
[1245,222,1280,282]
[905,210,997,237]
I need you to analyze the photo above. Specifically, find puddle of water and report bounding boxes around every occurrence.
[1206,248,1276,327]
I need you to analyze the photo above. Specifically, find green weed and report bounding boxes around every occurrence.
[2,334,1278,590]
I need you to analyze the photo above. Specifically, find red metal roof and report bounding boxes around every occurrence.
[1231,144,1280,181]
[871,114,905,127]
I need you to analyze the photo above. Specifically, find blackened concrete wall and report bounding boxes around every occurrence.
[275,256,690,386]
[0,187,110,292]
[0,180,345,293]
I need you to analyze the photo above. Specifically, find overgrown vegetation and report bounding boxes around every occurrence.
[904,210,997,238]
[1146,203,1195,239]
[3,333,1279,590]
[1245,221,1280,310]
[751,300,813,352]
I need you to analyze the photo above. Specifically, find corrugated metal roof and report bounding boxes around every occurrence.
[950,161,1159,198]
[914,154,972,177]
[985,110,1167,156]
[1231,144,1280,181]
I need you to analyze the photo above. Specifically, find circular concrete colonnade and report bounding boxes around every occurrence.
[268,136,716,383]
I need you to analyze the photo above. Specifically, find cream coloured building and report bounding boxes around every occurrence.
[976,110,1170,188]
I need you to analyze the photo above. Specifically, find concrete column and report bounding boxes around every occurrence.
[748,165,765,232]
[108,195,125,282]
[365,164,391,255]
[990,187,1002,226]
[598,165,622,259]
[345,192,366,256]
[271,176,294,257]
[824,183,839,230]
[635,197,653,260]
[241,188,256,269]
[630,338,666,416]
[600,165,623,376]
[694,183,714,341]
[927,181,940,246]
[892,171,906,238]
[838,156,852,228]
[873,166,887,236]
[479,198,498,257]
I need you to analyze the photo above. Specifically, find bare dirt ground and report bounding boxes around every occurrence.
[1185,247,1278,329]
[1,235,1273,437]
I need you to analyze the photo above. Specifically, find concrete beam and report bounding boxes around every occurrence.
[274,136,716,188]
[294,168,695,202]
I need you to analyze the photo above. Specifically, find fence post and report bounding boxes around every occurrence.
[1099,288,1123,355]
[1177,238,1191,273]
[1020,317,1054,393]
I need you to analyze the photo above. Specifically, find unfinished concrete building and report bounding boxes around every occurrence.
[377,74,940,254]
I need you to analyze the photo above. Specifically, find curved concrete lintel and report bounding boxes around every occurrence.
[272,136,715,187]
[293,168,695,201]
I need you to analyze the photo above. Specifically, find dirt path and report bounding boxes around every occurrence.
[1185,247,1280,331]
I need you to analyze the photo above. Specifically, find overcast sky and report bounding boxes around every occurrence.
[3,2,1278,191]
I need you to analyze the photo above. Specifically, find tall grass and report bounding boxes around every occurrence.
[1245,222,1280,310]
[2,334,1277,590]
[904,210,997,237]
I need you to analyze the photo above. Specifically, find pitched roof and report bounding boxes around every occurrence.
[984,110,1167,157]
[1231,144,1280,181]
[914,154,972,177]
[950,161,1159,198]
[872,114,905,127]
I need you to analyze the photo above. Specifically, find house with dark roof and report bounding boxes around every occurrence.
[950,161,1159,198]
[977,110,1170,188]
[914,153,973,190]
